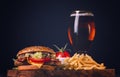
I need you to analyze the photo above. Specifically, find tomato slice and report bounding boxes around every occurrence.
[28,57,51,63]
[45,58,51,62]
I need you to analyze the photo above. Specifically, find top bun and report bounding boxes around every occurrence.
[17,46,55,56]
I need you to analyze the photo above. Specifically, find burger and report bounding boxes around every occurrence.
[13,46,61,70]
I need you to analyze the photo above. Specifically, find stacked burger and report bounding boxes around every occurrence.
[13,46,61,70]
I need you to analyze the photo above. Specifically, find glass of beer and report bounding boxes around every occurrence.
[68,10,96,54]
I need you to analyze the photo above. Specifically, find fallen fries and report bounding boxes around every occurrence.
[63,53,106,70]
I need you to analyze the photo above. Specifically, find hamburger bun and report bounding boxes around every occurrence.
[17,46,55,56]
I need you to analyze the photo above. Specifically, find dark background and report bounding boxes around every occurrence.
[1,0,120,77]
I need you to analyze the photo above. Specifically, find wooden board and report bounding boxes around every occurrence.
[7,69,115,77]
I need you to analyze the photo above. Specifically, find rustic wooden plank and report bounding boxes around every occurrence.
[7,69,115,77]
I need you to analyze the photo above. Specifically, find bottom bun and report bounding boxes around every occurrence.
[18,65,42,70]
[41,65,56,71]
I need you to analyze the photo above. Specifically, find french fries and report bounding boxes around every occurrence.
[63,53,106,70]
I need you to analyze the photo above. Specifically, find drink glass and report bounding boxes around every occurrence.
[68,10,96,54]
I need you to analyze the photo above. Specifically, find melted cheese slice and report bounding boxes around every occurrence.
[27,58,44,68]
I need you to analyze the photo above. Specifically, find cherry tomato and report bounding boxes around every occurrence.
[54,44,70,58]
[56,51,70,57]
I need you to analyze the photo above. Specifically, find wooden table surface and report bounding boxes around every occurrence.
[7,69,115,77]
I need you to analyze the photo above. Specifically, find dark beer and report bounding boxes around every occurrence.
[68,11,96,53]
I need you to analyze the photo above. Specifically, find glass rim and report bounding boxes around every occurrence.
[70,10,94,17]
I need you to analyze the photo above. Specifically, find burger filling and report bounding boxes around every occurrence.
[26,52,51,63]
[14,51,60,67]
